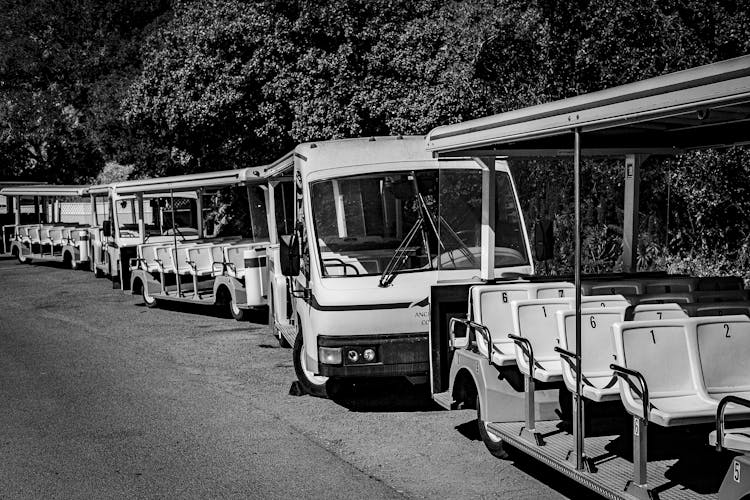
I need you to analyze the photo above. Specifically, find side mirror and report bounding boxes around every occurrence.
[279,233,300,277]
[102,220,112,238]
[533,219,554,261]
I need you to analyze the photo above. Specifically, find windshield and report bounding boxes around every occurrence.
[115,195,198,238]
[310,168,528,277]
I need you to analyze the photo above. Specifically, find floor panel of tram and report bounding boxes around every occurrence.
[159,278,215,300]
[489,416,736,500]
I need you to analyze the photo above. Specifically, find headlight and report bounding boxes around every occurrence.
[318,346,342,365]
[347,350,360,363]
[363,348,376,362]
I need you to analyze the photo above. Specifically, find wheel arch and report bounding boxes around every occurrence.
[452,367,480,410]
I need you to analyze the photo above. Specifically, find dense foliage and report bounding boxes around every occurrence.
[2,0,750,273]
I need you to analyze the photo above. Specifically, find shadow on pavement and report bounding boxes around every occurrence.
[134,299,269,324]
[329,377,442,413]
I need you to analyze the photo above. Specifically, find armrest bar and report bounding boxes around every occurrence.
[509,334,535,378]
[448,317,492,361]
[716,395,750,451]
[611,364,650,424]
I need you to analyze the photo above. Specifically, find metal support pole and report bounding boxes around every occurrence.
[196,189,204,239]
[623,154,644,273]
[476,156,496,281]
[136,193,145,241]
[170,190,181,297]
[34,196,40,223]
[625,416,652,499]
[574,128,585,471]
[14,196,21,225]
[522,375,543,445]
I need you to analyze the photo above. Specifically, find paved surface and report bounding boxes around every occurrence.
[0,256,599,499]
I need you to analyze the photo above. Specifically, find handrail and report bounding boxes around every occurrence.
[715,395,750,451]
[509,334,535,379]
[449,317,492,361]
[611,364,650,424]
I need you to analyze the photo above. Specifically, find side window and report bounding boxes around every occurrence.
[274,181,294,238]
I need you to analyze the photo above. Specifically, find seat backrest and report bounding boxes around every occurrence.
[210,244,227,265]
[49,228,64,244]
[225,244,253,270]
[683,301,750,318]
[583,280,644,296]
[469,282,574,353]
[28,226,40,240]
[693,290,747,303]
[155,246,174,270]
[512,298,572,362]
[636,292,694,304]
[557,306,626,377]
[643,277,696,294]
[612,319,696,398]
[188,246,214,273]
[692,315,750,397]
[629,303,688,321]
[697,276,744,291]
[579,294,630,308]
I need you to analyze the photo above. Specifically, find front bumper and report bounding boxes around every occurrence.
[317,332,428,377]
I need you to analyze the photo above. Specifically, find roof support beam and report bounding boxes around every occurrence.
[475,156,496,281]
[622,154,646,273]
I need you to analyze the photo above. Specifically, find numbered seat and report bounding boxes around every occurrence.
[556,306,627,402]
[510,298,572,382]
[582,279,644,296]
[682,301,750,317]
[457,282,574,366]
[632,292,694,305]
[625,302,688,321]
[612,319,717,426]
[580,294,630,308]
[693,289,747,303]
[642,276,696,293]
[697,276,744,291]
[692,315,750,402]
[155,246,176,274]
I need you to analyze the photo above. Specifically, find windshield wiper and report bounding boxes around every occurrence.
[378,217,423,288]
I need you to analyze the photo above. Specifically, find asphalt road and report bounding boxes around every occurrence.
[0,256,598,499]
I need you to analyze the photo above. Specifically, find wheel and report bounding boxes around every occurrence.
[143,286,159,308]
[17,252,31,264]
[229,298,248,321]
[94,265,104,278]
[477,395,508,458]
[63,252,77,270]
[293,327,328,397]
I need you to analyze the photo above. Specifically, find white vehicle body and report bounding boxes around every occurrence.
[266,136,533,395]
[90,168,270,319]
[425,55,750,500]
[0,184,92,269]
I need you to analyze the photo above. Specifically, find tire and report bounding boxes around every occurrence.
[477,395,508,458]
[293,328,328,398]
[229,298,248,321]
[63,252,77,270]
[143,285,159,308]
[94,266,104,278]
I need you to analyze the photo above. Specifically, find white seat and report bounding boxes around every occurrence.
[693,315,750,403]
[224,244,254,278]
[155,246,176,273]
[629,303,688,321]
[187,245,215,276]
[612,319,717,426]
[580,294,630,308]
[582,280,644,296]
[467,282,574,366]
[511,298,572,382]
[643,277,696,294]
[556,307,626,402]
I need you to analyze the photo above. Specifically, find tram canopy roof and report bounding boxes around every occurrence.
[93,167,266,196]
[0,185,89,197]
[426,55,750,157]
